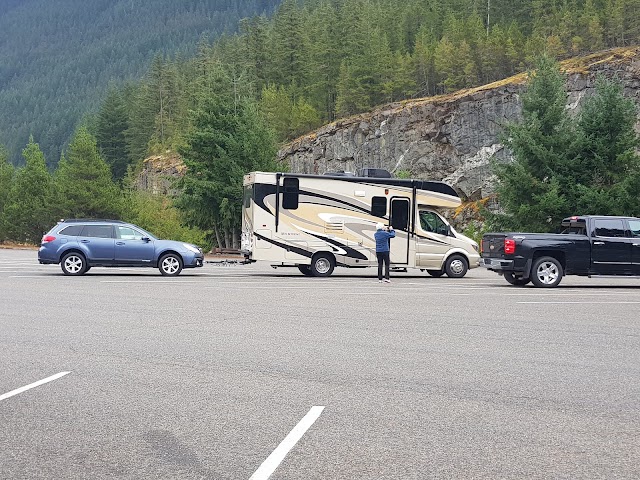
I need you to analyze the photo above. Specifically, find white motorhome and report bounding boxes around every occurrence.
[241,171,480,277]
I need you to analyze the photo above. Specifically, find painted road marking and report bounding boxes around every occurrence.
[249,406,325,480]
[517,301,640,304]
[0,372,70,402]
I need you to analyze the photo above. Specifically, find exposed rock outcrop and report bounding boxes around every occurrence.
[278,47,640,200]
[136,153,185,195]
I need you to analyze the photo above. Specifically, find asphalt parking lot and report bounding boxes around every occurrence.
[1,248,639,479]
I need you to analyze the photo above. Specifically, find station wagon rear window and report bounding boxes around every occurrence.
[58,225,83,236]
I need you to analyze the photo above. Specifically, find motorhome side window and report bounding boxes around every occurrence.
[243,186,252,208]
[282,178,299,209]
[420,211,448,235]
[371,197,387,217]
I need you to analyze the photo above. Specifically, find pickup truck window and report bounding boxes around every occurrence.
[628,220,640,238]
[560,227,585,234]
[593,219,626,238]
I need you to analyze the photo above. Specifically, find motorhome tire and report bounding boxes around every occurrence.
[427,269,445,278]
[310,253,335,277]
[444,254,468,278]
[298,265,313,276]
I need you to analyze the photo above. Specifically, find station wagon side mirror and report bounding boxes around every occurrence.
[142,237,151,243]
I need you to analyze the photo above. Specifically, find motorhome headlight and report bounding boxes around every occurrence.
[183,243,201,254]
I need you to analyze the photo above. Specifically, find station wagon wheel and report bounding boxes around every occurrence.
[530,256,563,288]
[60,252,87,276]
[310,253,335,277]
[444,254,468,278]
[504,272,530,286]
[159,253,183,276]
[427,269,445,278]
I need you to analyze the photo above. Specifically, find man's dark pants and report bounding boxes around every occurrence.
[376,251,390,280]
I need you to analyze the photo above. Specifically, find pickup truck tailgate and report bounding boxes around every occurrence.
[481,234,507,258]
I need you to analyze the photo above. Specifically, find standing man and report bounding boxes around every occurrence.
[374,222,395,283]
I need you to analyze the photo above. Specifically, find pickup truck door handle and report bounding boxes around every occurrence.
[80,239,90,243]
[593,241,605,245]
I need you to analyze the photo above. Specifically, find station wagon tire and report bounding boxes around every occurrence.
[159,253,183,276]
[60,252,87,275]
[530,256,563,288]
[427,269,445,278]
[298,265,313,276]
[444,254,468,278]
[504,272,530,286]
[310,253,335,277]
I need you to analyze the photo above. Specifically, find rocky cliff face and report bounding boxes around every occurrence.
[278,47,640,201]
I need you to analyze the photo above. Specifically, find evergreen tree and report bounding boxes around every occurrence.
[176,93,280,249]
[96,86,130,181]
[3,137,56,243]
[0,145,15,241]
[570,77,640,215]
[55,127,122,219]
[491,56,574,231]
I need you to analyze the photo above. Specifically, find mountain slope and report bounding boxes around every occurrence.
[0,0,280,166]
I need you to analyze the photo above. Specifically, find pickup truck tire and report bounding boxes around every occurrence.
[444,254,468,278]
[530,256,563,288]
[504,272,530,286]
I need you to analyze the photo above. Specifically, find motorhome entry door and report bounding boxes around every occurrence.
[389,197,410,264]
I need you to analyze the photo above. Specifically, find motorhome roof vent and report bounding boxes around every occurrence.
[357,168,393,178]
[323,170,356,176]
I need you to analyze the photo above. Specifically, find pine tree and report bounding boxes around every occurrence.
[55,127,122,219]
[570,77,640,215]
[491,56,574,231]
[176,93,280,249]
[0,145,15,241]
[96,86,130,181]
[3,137,56,243]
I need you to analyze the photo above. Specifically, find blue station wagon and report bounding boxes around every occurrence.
[38,219,204,276]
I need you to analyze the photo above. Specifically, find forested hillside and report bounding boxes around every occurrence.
[0,0,280,166]
[89,0,640,177]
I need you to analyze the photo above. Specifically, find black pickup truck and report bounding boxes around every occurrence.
[481,215,640,287]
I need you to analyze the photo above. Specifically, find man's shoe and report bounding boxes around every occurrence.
[384,279,391,283]
[378,280,383,283]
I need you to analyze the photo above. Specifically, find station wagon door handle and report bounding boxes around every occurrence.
[593,241,605,245]
[80,239,90,243]
[116,242,125,245]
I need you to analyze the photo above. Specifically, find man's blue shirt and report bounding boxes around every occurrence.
[374,229,395,252]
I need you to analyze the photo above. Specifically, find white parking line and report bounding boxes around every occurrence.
[249,406,325,480]
[0,372,70,402]
[517,301,640,304]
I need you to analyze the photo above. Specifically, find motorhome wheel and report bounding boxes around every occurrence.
[310,253,335,277]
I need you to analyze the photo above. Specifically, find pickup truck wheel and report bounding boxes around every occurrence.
[504,272,530,286]
[427,269,445,278]
[444,254,468,278]
[531,256,563,288]
[310,253,335,277]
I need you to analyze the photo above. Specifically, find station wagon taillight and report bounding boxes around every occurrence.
[504,238,516,255]
[41,235,56,244]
